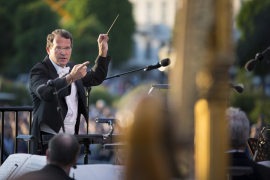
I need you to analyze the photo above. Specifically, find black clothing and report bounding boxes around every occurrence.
[17,164,73,180]
[230,152,270,180]
[29,55,110,154]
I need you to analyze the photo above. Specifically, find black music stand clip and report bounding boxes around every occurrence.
[248,125,270,162]
[17,135,42,155]
[95,118,118,137]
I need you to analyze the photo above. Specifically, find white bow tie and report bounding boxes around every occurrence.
[57,66,70,77]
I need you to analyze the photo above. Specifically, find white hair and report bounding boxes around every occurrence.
[226,107,250,149]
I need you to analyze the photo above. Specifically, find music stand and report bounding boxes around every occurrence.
[247,138,270,162]
[17,135,42,155]
[148,84,171,95]
[42,118,123,164]
[103,143,126,165]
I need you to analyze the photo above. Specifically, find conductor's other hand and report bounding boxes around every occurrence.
[98,34,109,57]
[70,61,90,82]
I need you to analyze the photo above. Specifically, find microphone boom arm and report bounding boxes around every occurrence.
[104,58,170,80]
[105,67,145,80]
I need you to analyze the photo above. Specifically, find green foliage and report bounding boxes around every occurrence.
[236,0,270,79]
[0,0,60,78]
[64,0,135,68]
[249,99,270,124]
[231,69,270,125]
[89,85,119,106]
[0,76,32,106]
[231,90,270,124]
[235,0,270,125]
[231,91,257,116]
[11,1,60,77]
[115,82,158,110]
[64,14,106,64]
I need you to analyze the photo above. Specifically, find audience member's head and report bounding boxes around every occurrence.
[226,107,250,150]
[46,134,79,168]
[96,99,105,110]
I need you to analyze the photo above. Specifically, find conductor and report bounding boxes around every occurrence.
[29,29,110,154]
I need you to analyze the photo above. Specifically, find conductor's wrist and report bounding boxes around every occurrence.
[66,73,74,84]
[99,51,107,57]
[69,73,73,83]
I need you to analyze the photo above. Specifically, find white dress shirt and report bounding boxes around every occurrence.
[40,57,78,134]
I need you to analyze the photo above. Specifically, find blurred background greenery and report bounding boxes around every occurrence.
[230,0,270,124]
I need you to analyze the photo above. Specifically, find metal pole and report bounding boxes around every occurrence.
[28,111,32,154]
[14,111,18,153]
[227,86,230,108]
[86,87,91,135]
[1,111,4,165]
[0,107,33,159]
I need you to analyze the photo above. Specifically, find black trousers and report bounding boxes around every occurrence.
[40,131,53,155]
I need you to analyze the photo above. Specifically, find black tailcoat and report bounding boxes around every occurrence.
[29,55,110,154]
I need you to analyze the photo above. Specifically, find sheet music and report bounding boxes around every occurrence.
[258,160,270,168]
[10,155,46,179]
[69,164,125,180]
[0,154,31,180]
[6,164,18,180]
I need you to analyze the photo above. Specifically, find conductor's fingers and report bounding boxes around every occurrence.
[82,66,87,71]
[97,34,106,43]
[102,35,109,42]
[78,61,90,69]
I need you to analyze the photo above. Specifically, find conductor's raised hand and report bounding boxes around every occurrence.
[69,61,90,82]
[98,34,109,57]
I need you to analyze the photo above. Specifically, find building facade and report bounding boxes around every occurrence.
[128,0,177,67]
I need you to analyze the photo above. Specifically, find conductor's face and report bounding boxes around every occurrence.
[46,36,72,68]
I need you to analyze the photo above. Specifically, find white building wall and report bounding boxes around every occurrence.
[128,0,177,68]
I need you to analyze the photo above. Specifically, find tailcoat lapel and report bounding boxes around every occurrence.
[43,55,59,80]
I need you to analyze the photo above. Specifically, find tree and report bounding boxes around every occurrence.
[0,0,59,78]
[63,14,106,65]
[236,0,270,88]
[63,0,135,68]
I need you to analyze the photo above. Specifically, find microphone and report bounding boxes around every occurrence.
[36,73,68,95]
[228,83,243,93]
[245,58,258,72]
[144,58,171,71]
[245,47,270,72]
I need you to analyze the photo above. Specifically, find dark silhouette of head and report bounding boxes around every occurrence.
[47,134,80,167]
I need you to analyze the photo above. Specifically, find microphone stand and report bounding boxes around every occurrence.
[105,67,146,80]
[86,87,91,135]
[47,80,66,133]
[83,61,169,163]
[227,84,231,108]
[82,67,146,163]
[227,83,243,108]
[84,86,91,164]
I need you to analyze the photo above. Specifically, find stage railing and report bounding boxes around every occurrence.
[0,106,33,165]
